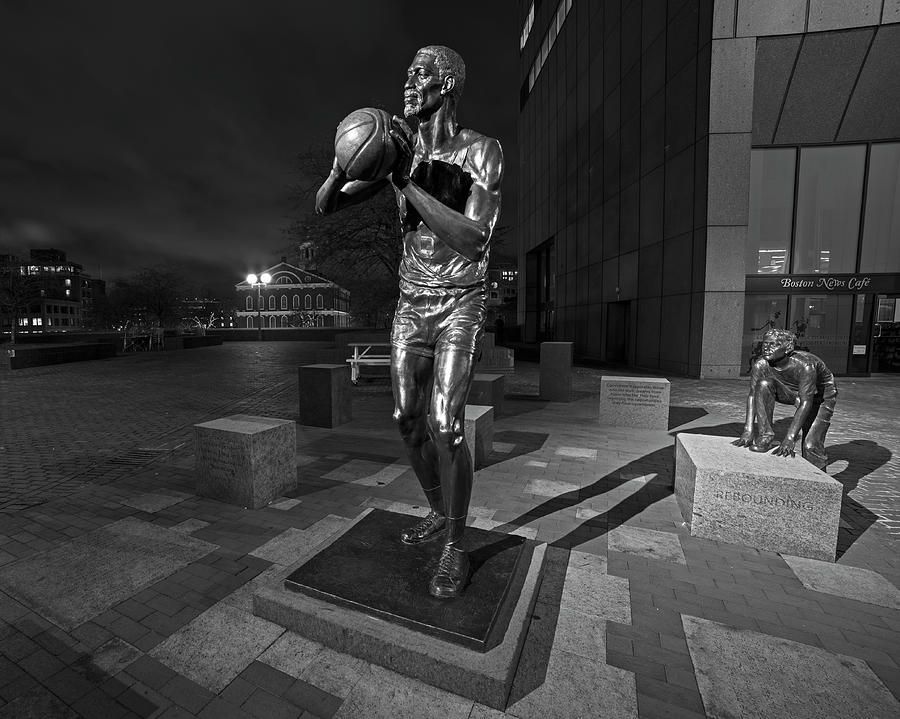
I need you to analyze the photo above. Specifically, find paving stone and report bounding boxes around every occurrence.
[0,518,216,630]
[683,614,900,718]
[151,604,284,693]
[608,526,687,565]
[783,555,900,610]
[334,665,471,719]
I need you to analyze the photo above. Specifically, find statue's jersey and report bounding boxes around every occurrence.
[396,132,490,289]
[765,350,838,403]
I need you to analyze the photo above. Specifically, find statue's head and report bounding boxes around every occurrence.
[403,45,466,118]
[761,328,795,363]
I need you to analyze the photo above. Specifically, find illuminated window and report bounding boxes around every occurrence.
[268,295,276,310]
[280,295,288,310]
[65,289,71,297]
[293,294,300,309]
[519,2,535,51]
[316,294,324,309]
[304,294,312,310]
[525,0,573,93]
[65,279,71,287]
[246,296,252,310]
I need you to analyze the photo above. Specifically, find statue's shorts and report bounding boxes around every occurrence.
[391,280,485,359]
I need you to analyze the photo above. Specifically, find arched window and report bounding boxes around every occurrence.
[269,315,277,328]
[280,295,287,310]
[293,294,300,309]
[304,294,312,310]
[245,295,252,310]
[316,294,324,309]
[246,316,253,328]
[281,315,288,327]
[268,295,275,310]
[276,276,291,284]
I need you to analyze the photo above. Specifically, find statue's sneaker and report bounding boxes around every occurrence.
[400,511,446,545]
[428,544,470,599]
[749,435,776,452]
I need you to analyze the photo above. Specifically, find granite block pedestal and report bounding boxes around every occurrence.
[675,434,842,561]
[598,376,670,429]
[469,373,505,417]
[465,404,494,470]
[253,509,546,709]
[539,342,573,401]
[298,363,352,428]
[194,414,295,509]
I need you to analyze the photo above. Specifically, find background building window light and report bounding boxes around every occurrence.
[519,2,535,51]
[527,0,573,91]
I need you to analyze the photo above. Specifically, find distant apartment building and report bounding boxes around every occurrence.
[235,259,351,328]
[1,248,87,334]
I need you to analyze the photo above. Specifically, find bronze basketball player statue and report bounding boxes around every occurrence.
[315,46,503,598]
[733,329,837,469]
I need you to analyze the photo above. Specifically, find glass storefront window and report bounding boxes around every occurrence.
[793,146,865,274]
[741,294,788,372]
[860,143,900,273]
[788,295,852,374]
[747,149,795,274]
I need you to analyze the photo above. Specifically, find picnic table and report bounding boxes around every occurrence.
[346,342,392,384]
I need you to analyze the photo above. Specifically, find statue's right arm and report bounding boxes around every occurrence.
[733,367,760,446]
[315,159,390,216]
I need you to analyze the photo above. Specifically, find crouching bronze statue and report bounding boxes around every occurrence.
[733,329,837,469]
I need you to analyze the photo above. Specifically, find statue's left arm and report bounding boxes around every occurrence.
[392,133,503,262]
[772,363,816,457]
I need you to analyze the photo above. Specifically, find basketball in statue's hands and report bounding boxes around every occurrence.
[334,107,398,181]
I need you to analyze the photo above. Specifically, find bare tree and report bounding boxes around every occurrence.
[0,256,42,345]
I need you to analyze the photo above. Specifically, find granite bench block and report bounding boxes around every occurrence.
[194,414,296,509]
[675,434,842,561]
[539,342,573,402]
[469,373,505,417]
[298,363,352,428]
[598,376,670,429]
[465,405,494,470]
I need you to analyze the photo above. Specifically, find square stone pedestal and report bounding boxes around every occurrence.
[598,376,670,429]
[253,509,546,709]
[298,364,352,428]
[194,415,295,509]
[675,434,842,561]
[539,341,573,401]
[465,404,494,470]
[469,373,505,417]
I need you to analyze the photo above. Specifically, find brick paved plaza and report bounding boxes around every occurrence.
[1,343,899,718]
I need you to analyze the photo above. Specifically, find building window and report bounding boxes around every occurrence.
[304,294,312,310]
[280,295,288,310]
[525,0,573,94]
[246,296,252,310]
[793,146,865,274]
[65,279,71,287]
[268,295,276,310]
[269,315,277,328]
[246,316,253,328]
[519,1,535,51]
[316,294,324,309]
[281,315,288,327]
[293,294,300,309]
[860,142,900,273]
[65,289,71,297]
[747,149,795,274]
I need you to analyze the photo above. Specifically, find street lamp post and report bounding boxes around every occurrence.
[246,272,271,341]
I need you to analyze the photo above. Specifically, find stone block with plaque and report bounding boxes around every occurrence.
[298,363,352,428]
[675,433,842,561]
[598,375,670,430]
[539,341,573,401]
[465,404,494,470]
[194,414,295,509]
[469,373,505,417]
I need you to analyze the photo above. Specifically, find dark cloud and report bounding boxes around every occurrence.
[0,0,518,294]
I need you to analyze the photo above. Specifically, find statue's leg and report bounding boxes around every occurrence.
[425,347,476,598]
[750,379,778,451]
[391,346,446,544]
[802,398,835,470]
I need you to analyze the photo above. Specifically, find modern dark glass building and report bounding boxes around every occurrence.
[517,0,900,376]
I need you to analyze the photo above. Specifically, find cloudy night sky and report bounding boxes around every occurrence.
[0,0,519,295]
